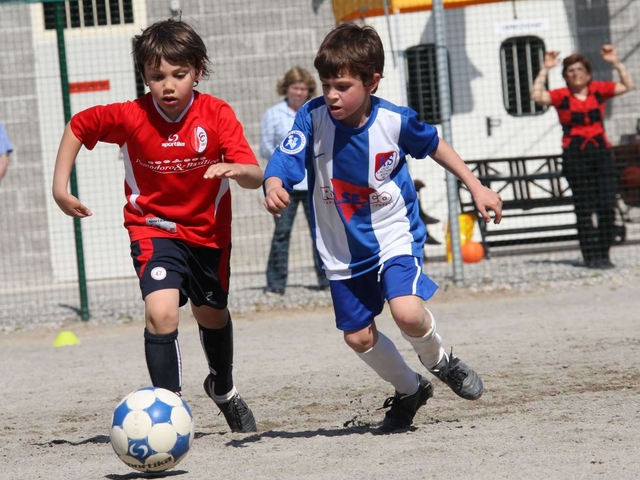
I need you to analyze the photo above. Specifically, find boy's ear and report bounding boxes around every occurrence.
[194,61,204,82]
[366,73,382,94]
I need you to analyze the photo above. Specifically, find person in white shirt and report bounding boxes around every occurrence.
[260,66,329,295]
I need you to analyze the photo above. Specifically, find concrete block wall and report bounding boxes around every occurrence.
[0,3,53,288]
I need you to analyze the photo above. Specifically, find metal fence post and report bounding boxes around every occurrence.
[54,0,90,320]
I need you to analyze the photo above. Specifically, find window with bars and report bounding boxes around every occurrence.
[406,44,440,124]
[405,44,452,125]
[500,36,547,116]
[43,0,134,30]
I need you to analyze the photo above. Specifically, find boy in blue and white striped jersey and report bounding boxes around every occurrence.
[263,22,502,432]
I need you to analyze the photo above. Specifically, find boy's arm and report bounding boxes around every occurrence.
[263,176,290,217]
[52,123,92,217]
[430,138,503,224]
[203,163,263,189]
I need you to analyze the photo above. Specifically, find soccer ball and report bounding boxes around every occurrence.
[109,387,195,472]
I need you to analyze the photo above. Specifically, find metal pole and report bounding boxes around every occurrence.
[433,0,464,286]
[54,0,91,320]
[382,0,396,68]
[394,8,407,106]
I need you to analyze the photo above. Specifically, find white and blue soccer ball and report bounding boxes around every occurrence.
[109,387,195,472]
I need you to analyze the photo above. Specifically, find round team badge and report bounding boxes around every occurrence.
[191,126,208,153]
[375,151,399,181]
[150,267,167,281]
[279,130,306,155]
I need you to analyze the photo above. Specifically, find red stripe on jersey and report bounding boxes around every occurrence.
[136,238,155,278]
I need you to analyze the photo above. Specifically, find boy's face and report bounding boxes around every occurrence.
[320,73,380,128]
[143,59,202,121]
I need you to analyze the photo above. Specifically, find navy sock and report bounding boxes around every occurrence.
[144,328,181,394]
[199,316,234,396]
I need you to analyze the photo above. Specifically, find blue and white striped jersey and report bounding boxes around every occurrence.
[264,95,439,280]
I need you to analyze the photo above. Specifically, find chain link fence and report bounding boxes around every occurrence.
[1,0,639,329]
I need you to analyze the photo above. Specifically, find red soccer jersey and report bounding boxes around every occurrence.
[548,80,617,149]
[71,91,258,248]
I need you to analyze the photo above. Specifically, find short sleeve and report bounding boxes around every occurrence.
[70,103,129,149]
[213,102,258,166]
[591,80,617,100]
[400,108,439,160]
[548,88,567,108]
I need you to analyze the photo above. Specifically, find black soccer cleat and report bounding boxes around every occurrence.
[203,375,257,433]
[426,348,483,400]
[378,374,434,433]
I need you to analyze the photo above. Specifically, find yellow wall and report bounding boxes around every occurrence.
[333,0,510,22]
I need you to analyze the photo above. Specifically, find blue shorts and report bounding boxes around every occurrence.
[330,255,438,331]
[130,238,231,309]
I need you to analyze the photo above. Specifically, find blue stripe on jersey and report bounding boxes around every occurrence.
[393,166,428,258]
[331,125,380,273]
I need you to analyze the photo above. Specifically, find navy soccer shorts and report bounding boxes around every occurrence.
[131,238,231,309]
[330,255,438,332]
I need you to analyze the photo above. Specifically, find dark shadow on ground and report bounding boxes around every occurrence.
[105,470,187,479]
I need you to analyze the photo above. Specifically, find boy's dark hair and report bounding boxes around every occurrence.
[314,23,384,88]
[133,18,210,79]
[562,53,592,76]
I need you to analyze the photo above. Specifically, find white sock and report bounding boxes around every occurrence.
[401,307,445,369]
[356,331,419,395]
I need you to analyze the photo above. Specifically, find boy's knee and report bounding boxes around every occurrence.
[393,305,429,330]
[344,329,375,353]
[145,309,179,334]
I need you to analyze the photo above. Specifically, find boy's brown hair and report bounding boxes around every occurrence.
[133,18,211,80]
[314,23,384,89]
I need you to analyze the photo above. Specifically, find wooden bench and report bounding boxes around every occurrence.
[457,154,628,258]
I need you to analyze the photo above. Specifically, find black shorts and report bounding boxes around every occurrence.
[130,238,231,309]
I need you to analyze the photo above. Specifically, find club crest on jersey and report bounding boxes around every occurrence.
[191,126,208,153]
[280,130,306,155]
[375,151,399,180]
[162,134,185,148]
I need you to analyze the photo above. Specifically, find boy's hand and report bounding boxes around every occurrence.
[204,162,263,189]
[263,186,290,217]
[203,163,250,180]
[472,186,502,224]
[53,191,92,218]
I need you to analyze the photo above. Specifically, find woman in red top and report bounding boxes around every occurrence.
[531,45,634,269]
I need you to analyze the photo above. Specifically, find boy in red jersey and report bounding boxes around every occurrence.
[52,18,262,433]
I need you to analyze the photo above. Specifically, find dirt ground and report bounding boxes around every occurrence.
[1,276,639,480]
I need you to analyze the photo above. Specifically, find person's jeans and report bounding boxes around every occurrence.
[266,190,328,293]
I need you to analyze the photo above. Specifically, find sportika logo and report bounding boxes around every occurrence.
[162,134,186,148]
